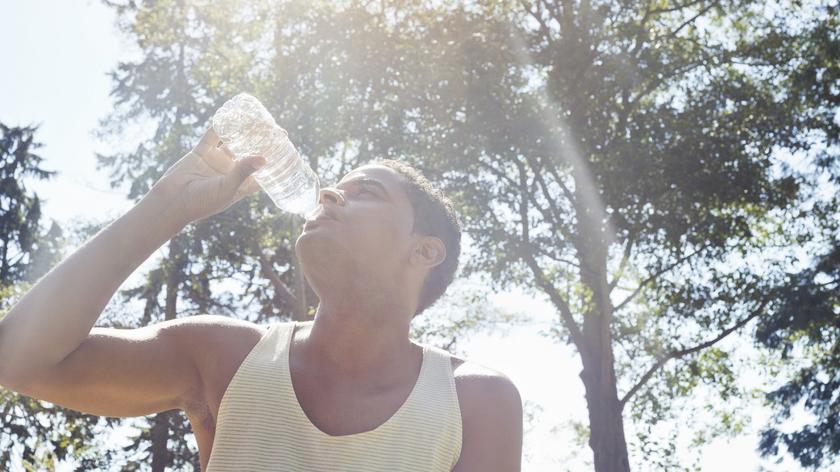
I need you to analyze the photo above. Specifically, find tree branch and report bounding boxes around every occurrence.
[618,295,771,409]
[478,159,519,189]
[608,234,635,292]
[663,1,720,40]
[648,0,707,17]
[486,164,585,348]
[544,156,576,204]
[517,238,586,352]
[521,152,576,241]
[516,158,531,245]
[479,156,576,244]
[613,243,712,313]
[543,250,581,269]
[518,0,554,45]
[615,1,721,130]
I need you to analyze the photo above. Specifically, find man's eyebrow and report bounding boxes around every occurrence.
[338,177,392,200]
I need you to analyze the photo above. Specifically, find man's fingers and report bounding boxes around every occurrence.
[195,127,222,154]
[216,141,238,162]
[191,126,241,175]
[224,155,266,198]
[239,176,262,197]
[243,176,261,195]
[233,176,262,202]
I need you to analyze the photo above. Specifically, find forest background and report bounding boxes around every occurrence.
[1,1,838,471]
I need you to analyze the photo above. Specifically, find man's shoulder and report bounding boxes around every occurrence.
[447,354,513,383]
[173,316,271,416]
[445,354,521,412]
[167,313,268,333]
[167,315,269,384]
[443,354,523,471]
[171,311,268,336]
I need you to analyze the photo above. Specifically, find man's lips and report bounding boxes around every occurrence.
[304,217,333,229]
[304,209,338,229]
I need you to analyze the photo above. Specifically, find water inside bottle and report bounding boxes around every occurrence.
[211,93,321,216]
[252,154,320,216]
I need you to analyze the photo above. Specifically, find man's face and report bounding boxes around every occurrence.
[295,164,419,295]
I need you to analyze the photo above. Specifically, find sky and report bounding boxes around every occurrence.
[0,1,824,471]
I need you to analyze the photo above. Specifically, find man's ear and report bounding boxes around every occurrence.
[410,236,446,270]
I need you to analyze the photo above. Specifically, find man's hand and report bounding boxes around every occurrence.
[149,126,266,226]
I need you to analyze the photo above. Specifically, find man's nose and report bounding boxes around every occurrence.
[319,187,344,206]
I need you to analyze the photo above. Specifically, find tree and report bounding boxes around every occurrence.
[0,123,62,285]
[754,7,840,466]
[757,243,840,469]
[756,4,840,468]
[0,123,119,471]
[87,0,839,470]
[361,1,837,470]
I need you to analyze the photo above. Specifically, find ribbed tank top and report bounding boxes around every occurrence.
[206,321,463,471]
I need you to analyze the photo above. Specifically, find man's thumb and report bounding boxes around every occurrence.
[226,155,266,193]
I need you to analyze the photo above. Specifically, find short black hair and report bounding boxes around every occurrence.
[371,159,462,318]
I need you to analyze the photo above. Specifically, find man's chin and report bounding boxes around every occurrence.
[296,232,341,260]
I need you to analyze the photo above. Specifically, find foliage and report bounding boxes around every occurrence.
[0,123,62,285]
[756,243,840,469]
[751,3,840,467]
[1,283,125,471]
[93,0,840,469]
[372,0,838,469]
[6,0,838,469]
[0,124,116,471]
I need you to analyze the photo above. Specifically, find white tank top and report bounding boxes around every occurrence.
[206,321,463,471]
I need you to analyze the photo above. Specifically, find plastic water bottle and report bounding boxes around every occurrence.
[211,93,320,217]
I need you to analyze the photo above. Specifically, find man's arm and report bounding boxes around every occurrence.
[0,126,264,392]
[0,314,263,418]
[453,373,524,472]
[0,192,185,384]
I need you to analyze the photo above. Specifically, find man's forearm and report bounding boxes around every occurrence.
[0,191,186,383]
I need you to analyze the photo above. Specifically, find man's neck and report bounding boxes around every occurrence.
[300,297,419,384]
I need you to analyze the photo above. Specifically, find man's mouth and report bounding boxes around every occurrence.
[304,211,337,229]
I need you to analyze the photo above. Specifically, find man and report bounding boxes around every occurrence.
[0,127,523,471]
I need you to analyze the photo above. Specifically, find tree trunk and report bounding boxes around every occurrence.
[1,237,9,282]
[150,410,172,472]
[574,182,632,472]
[580,350,631,472]
[150,235,188,470]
